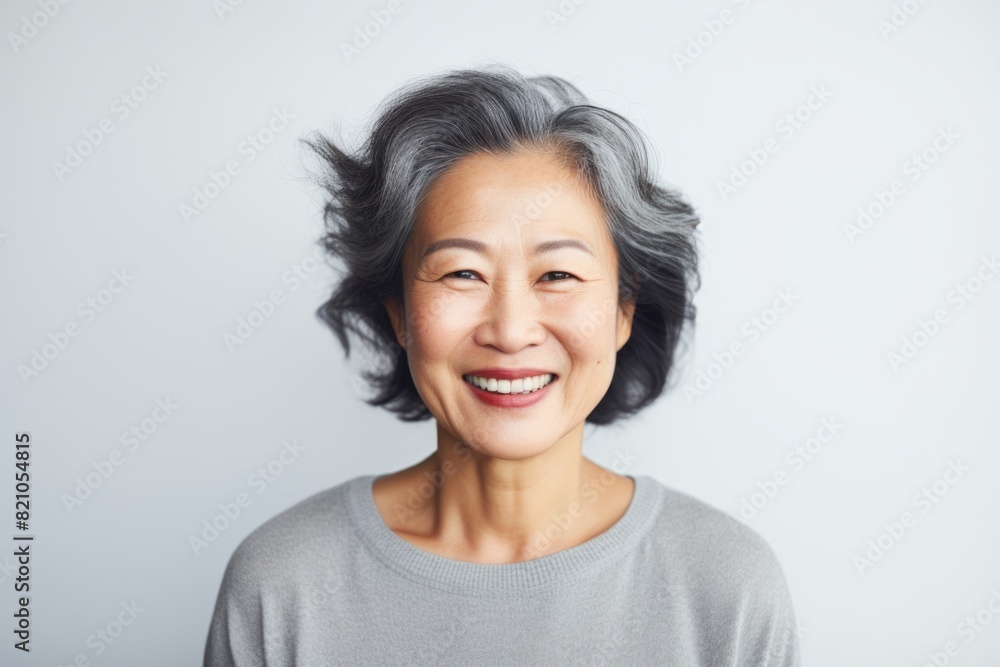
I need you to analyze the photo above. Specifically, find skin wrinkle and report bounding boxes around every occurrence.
[305,69,701,426]
[376,147,637,565]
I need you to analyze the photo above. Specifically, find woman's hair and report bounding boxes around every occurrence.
[303,63,701,425]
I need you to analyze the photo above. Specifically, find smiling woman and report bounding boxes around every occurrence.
[203,64,800,666]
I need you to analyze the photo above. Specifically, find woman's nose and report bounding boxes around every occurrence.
[472,280,547,353]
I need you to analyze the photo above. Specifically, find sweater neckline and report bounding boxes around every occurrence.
[346,472,663,596]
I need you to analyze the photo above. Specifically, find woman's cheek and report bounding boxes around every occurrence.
[409,290,472,354]
[408,289,454,339]
[559,295,618,353]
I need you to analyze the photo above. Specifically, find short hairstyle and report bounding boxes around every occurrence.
[303,63,701,425]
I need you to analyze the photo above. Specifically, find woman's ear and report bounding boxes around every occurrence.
[616,299,636,352]
[383,297,407,350]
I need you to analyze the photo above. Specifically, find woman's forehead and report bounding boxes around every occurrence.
[429,148,585,192]
[415,151,602,233]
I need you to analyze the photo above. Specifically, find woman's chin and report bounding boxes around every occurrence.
[453,427,560,461]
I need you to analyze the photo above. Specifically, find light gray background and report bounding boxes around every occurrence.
[2,1,999,665]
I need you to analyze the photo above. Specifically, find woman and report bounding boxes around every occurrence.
[204,64,800,666]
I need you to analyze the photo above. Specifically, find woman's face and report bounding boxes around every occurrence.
[384,148,635,460]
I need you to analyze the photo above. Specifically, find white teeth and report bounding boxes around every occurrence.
[464,373,554,394]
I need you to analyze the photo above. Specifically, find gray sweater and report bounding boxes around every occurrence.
[204,474,800,666]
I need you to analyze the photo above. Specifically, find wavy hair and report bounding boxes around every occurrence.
[302,64,701,425]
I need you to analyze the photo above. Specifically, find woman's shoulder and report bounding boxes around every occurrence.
[643,477,794,600]
[216,474,366,591]
[642,478,800,664]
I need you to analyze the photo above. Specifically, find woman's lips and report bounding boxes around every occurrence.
[463,374,556,408]
[464,368,558,381]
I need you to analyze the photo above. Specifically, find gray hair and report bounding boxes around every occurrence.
[302,63,701,425]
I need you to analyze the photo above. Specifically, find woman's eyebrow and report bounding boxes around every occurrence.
[421,237,596,259]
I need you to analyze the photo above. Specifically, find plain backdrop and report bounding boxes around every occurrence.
[2,1,999,665]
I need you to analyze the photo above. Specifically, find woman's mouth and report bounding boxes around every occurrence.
[462,373,556,395]
[461,372,557,408]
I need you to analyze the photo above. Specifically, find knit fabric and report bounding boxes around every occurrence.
[204,473,800,666]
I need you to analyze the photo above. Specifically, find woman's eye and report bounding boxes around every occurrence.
[444,270,576,281]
